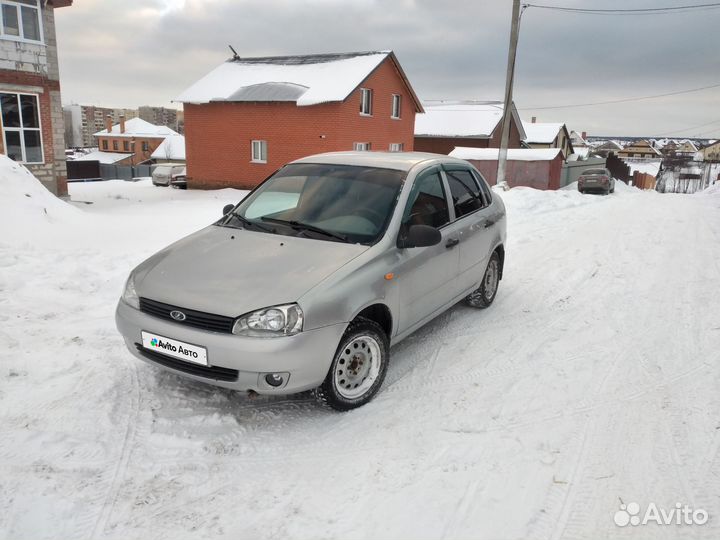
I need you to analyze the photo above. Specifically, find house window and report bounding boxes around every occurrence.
[389,143,404,152]
[0,92,42,163]
[391,94,401,119]
[123,140,129,152]
[102,140,108,150]
[353,142,371,151]
[112,140,118,151]
[251,140,267,163]
[141,141,149,152]
[360,88,373,116]
[0,0,43,43]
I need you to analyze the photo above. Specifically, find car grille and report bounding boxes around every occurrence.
[139,297,235,334]
[135,344,239,382]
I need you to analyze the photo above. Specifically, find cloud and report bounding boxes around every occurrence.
[55,0,719,137]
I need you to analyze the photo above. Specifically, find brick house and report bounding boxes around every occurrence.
[93,116,178,166]
[413,100,526,155]
[177,50,423,189]
[0,0,71,196]
[522,121,574,160]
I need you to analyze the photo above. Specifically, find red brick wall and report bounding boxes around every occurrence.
[414,116,523,155]
[184,57,417,189]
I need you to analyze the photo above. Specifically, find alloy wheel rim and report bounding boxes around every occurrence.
[484,259,499,300]
[333,335,382,399]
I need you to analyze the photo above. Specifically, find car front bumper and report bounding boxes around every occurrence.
[115,300,346,394]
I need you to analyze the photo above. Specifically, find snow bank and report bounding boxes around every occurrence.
[0,155,80,237]
[701,182,720,196]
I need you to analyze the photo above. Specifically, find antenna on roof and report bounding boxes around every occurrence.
[228,45,240,61]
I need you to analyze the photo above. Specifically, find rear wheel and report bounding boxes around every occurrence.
[315,318,389,411]
[465,251,500,309]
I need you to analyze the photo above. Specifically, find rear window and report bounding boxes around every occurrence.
[583,169,607,176]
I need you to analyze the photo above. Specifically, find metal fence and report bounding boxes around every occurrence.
[560,157,606,187]
[67,160,153,182]
[99,164,152,180]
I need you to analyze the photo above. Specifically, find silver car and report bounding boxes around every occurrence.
[116,152,507,410]
[152,163,186,187]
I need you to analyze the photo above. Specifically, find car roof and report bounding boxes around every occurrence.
[290,151,474,172]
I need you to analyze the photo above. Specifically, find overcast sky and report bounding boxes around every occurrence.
[55,0,720,138]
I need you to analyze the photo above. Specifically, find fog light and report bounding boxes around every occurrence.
[265,373,285,387]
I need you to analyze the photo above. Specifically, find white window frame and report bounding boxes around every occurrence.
[391,94,401,119]
[353,142,371,151]
[251,139,267,163]
[360,88,373,116]
[0,0,44,44]
[1,91,43,164]
[389,143,404,152]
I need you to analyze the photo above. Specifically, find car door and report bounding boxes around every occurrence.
[442,165,496,293]
[395,166,462,334]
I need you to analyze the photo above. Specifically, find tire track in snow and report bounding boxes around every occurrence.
[88,361,141,540]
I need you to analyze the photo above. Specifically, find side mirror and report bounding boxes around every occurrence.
[397,224,442,249]
[222,204,235,216]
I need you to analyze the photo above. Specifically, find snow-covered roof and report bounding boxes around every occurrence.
[73,151,130,164]
[523,122,565,144]
[94,117,179,139]
[450,147,562,162]
[176,50,422,110]
[570,130,588,147]
[151,135,186,161]
[414,101,526,140]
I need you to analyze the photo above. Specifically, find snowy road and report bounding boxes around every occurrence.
[2,176,720,539]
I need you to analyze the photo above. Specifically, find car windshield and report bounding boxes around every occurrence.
[224,163,406,245]
[583,169,607,176]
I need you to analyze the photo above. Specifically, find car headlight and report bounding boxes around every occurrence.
[232,304,303,337]
[121,274,140,309]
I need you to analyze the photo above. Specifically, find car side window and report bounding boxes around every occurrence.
[472,169,493,207]
[445,169,484,218]
[402,169,450,229]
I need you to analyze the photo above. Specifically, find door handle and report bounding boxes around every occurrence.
[484,219,496,229]
[445,238,460,249]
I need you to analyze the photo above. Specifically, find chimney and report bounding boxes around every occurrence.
[105,114,113,134]
[120,115,126,134]
[582,131,587,140]
[531,116,537,123]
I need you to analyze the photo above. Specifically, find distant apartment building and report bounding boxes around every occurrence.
[0,0,72,196]
[138,106,179,131]
[64,104,138,148]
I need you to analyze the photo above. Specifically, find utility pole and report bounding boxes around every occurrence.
[496,0,523,189]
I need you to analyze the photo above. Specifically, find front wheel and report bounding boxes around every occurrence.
[465,251,501,309]
[315,318,389,411]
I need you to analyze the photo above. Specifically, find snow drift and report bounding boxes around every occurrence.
[0,154,80,238]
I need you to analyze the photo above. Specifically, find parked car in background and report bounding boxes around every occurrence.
[152,163,186,187]
[116,152,507,410]
[578,168,615,195]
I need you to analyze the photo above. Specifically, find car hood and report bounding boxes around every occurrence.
[134,225,368,317]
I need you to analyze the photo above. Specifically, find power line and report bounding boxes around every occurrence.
[520,82,720,110]
[523,2,720,15]
[655,118,720,137]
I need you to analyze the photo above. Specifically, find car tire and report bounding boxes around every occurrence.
[315,317,389,411]
[465,251,501,309]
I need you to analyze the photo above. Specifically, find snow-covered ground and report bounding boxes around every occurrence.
[2,159,720,539]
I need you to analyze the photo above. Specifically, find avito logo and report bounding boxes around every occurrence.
[614,501,709,527]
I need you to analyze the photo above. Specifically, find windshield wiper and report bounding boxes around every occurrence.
[260,217,348,242]
[223,212,276,234]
